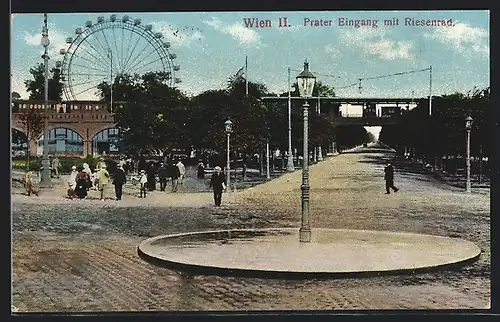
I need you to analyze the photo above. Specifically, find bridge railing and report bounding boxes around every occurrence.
[11,100,126,114]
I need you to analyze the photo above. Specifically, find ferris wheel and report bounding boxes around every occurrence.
[57,14,181,101]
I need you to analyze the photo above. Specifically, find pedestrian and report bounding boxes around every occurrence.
[113,164,127,200]
[146,162,156,191]
[157,162,168,191]
[209,166,226,207]
[176,160,186,184]
[74,167,89,199]
[67,165,78,199]
[96,163,110,200]
[169,161,180,192]
[197,160,205,179]
[384,162,399,194]
[82,162,93,190]
[138,169,148,198]
[51,156,61,178]
[24,171,38,196]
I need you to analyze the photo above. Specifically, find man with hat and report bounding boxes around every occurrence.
[96,163,110,200]
[113,163,127,200]
[209,166,227,207]
[384,161,399,194]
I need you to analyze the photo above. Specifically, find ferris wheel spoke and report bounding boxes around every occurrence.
[72,84,101,98]
[128,57,166,75]
[123,31,143,71]
[126,47,160,73]
[123,28,134,71]
[73,72,110,77]
[95,31,121,77]
[83,38,114,71]
[125,41,151,74]
[71,51,110,73]
[71,62,109,74]
[121,27,125,74]
[92,31,112,61]
[70,79,100,89]
[96,28,121,76]
[111,27,123,73]
[98,27,114,61]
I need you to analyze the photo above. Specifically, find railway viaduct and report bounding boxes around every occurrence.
[11,100,124,157]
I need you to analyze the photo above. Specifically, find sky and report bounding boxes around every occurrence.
[11,10,489,105]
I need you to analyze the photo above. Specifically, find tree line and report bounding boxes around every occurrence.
[379,87,491,176]
[15,64,374,167]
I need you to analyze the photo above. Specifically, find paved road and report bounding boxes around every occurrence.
[11,144,490,311]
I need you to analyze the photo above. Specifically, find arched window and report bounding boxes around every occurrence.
[12,128,28,152]
[92,128,120,155]
[37,127,84,156]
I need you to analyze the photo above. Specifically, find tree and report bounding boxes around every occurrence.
[19,108,44,169]
[98,72,190,156]
[24,63,64,100]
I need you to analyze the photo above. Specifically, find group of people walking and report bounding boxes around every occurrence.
[136,160,185,198]
[67,162,117,200]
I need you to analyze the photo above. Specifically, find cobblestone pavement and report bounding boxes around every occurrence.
[12,145,490,311]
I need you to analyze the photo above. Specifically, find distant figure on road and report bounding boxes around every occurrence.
[96,164,110,200]
[24,171,38,196]
[51,156,61,178]
[197,160,205,179]
[157,162,168,191]
[82,163,93,189]
[113,164,127,201]
[384,162,399,194]
[146,163,156,191]
[169,161,180,192]
[75,167,90,199]
[67,166,78,199]
[209,166,226,207]
[138,170,148,198]
[176,160,186,184]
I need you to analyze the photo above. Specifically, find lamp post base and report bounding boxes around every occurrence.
[299,227,311,243]
[286,154,295,172]
[39,159,52,188]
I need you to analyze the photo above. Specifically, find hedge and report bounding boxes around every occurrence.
[11,155,105,174]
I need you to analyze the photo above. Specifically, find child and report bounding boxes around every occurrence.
[138,169,148,198]
[24,171,38,196]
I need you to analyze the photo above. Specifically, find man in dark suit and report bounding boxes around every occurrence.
[209,166,226,206]
[384,162,399,194]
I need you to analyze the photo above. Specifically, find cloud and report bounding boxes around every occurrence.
[339,28,414,61]
[203,17,264,47]
[424,22,489,56]
[151,21,205,47]
[366,40,413,60]
[22,25,69,62]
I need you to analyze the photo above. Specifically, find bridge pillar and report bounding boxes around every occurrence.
[83,140,92,158]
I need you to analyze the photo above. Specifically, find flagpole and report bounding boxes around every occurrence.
[245,56,248,96]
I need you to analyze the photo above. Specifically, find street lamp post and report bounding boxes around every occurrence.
[107,48,113,112]
[286,68,295,172]
[225,119,233,192]
[317,95,323,161]
[39,13,52,187]
[465,116,473,193]
[296,60,316,243]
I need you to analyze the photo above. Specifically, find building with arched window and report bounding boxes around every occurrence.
[37,127,84,156]
[92,128,120,155]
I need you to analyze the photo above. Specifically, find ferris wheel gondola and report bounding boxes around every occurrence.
[57,14,182,102]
